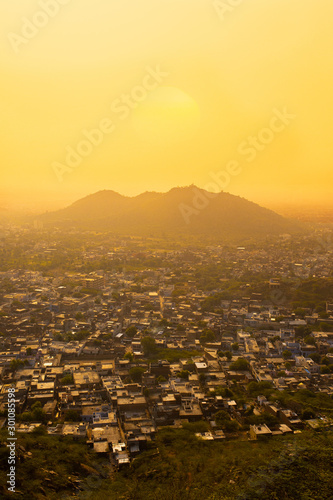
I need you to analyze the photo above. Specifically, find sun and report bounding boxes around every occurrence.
[131,86,201,143]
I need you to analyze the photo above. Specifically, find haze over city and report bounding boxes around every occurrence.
[1,0,333,213]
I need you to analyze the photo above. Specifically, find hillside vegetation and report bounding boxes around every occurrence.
[1,428,333,499]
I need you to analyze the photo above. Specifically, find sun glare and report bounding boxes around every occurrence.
[131,86,201,143]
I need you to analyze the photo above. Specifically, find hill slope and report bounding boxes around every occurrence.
[39,186,302,240]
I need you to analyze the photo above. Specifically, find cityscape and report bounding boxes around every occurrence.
[0,220,332,497]
[1,0,333,498]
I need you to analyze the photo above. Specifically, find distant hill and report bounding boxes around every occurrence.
[38,186,303,240]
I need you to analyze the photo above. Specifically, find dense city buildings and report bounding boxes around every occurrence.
[0,227,332,470]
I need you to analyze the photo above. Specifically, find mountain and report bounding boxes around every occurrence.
[38,186,303,240]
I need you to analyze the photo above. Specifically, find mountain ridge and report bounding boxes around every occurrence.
[38,186,303,240]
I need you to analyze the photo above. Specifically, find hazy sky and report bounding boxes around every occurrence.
[1,0,333,211]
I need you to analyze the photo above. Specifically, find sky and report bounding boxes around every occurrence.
[1,0,333,212]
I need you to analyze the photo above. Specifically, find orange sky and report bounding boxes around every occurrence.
[1,0,333,212]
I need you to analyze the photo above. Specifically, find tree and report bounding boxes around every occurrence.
[31,402,40,411]
[231,342,239,351]
[294,308,307,318]
[199,329,215,345]
[129,366,146,383]
[283,349,292,359]
[141,336,158,356]
[182,421,209,433]
[20,402,47,424]
[245,412,279,428]
[262,413,279,428]
[224,420,240,433]
[218,350,231,360]
[295,325,312,339]
[206,329,215,340]
[230,358,249,371]
[309,352,321,364]
[247,381,273,395]
[177,370,189,380]
[65,409,80,422]
[10,359,25,372]
[302,408,316,420]
[214,410,229,427]
[319,322,333,332]
[60,374,74,385]
[124,352,134,362]
[31,425,47,436]
[125,326,137,338]
[19,411,33,423]
[222,387,234,398]
[75,329,90,341]
[304,335,316,346]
